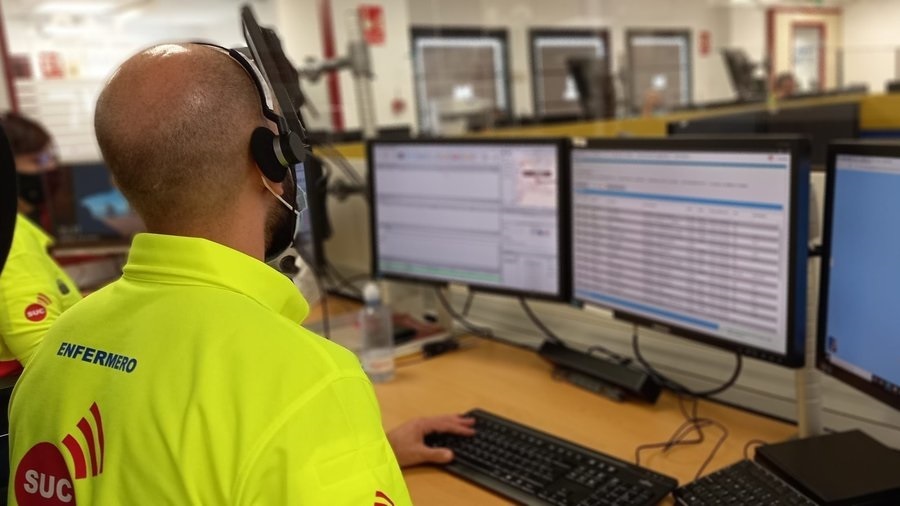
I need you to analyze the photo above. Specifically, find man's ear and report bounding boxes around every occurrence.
[256,163,286,196]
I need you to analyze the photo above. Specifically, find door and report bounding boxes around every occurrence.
[792,24,825,92]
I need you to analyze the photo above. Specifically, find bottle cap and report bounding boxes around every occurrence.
[363,282,381,304]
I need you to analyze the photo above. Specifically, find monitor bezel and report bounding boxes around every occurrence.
[571,135,810,367]
[817,141,900,411]
[368,137,572,302]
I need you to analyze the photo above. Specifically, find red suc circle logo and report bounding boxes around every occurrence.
[24,304,47,322]
[15,442,76,505]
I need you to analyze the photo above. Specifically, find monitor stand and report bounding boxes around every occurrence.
[796,258,824,438]
[756,430,900,505]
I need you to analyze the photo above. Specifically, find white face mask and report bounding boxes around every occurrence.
[262,163,308,262]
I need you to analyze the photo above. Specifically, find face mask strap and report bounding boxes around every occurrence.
[260,175,300,216]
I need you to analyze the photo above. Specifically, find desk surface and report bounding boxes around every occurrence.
[373,338,796,505]
[309,298,797,504]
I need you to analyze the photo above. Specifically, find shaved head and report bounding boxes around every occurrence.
[95,43,263,229]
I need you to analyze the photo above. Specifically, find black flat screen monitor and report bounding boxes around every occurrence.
[668,110,768,136]
[817,142,900,410]
[47,162,145,248]
[571,136,810,366]
[369,138,571,301]
[767,103,859,169]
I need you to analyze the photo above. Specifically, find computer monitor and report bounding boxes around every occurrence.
[817,142,900,410]
[369,138,571,300]
[46,160,326,266]
[668,110,768,136]
[767,103,859,169]
[571,137,810,366]
[47,162,145,248]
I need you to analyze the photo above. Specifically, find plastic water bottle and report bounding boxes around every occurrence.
[359,282,395,382]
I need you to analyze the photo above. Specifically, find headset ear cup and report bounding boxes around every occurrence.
[251,127,287,182]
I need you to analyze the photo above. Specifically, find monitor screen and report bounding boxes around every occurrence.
[572,138,809,366]
[818,144,900,410]
[369,139,570,300]
[48,162,145,246]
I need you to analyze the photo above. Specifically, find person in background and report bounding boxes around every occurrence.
[0,112,81,376]
[772,72,798,100]
[8,44,471,505]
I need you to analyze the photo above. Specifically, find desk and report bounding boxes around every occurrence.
[374,339,796,505]
[309,299,796,504]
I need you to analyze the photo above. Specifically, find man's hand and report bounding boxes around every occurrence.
[387,415,476,468]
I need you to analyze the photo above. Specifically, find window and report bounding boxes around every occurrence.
[411,27,511,132]
[529,28,610,119]
[626,29,692,113]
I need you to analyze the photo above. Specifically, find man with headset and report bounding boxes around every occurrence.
[8,43,472,505]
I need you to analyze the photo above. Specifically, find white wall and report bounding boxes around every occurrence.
[408,0,736,117]
[273,0,417,132]
[727,6,767,64]
[843,0,900,92]
[333,0,417,131]
[271,0,332,131]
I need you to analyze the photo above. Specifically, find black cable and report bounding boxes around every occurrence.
[519,298,632,364]
[635,393,729,480]
[743,439,768,460]
[630,324,739,478]
[461,292,475,317]
[324,261,365,297]
[434,288,494,338]
[432,289,538,352]
[695,420,729,479]
[631,327,743,398]
[518,297,564,344]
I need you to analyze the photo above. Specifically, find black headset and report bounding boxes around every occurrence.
[196,42,307,184]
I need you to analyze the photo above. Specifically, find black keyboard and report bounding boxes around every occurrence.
[425,409,677,505]
[673,459,817,506]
